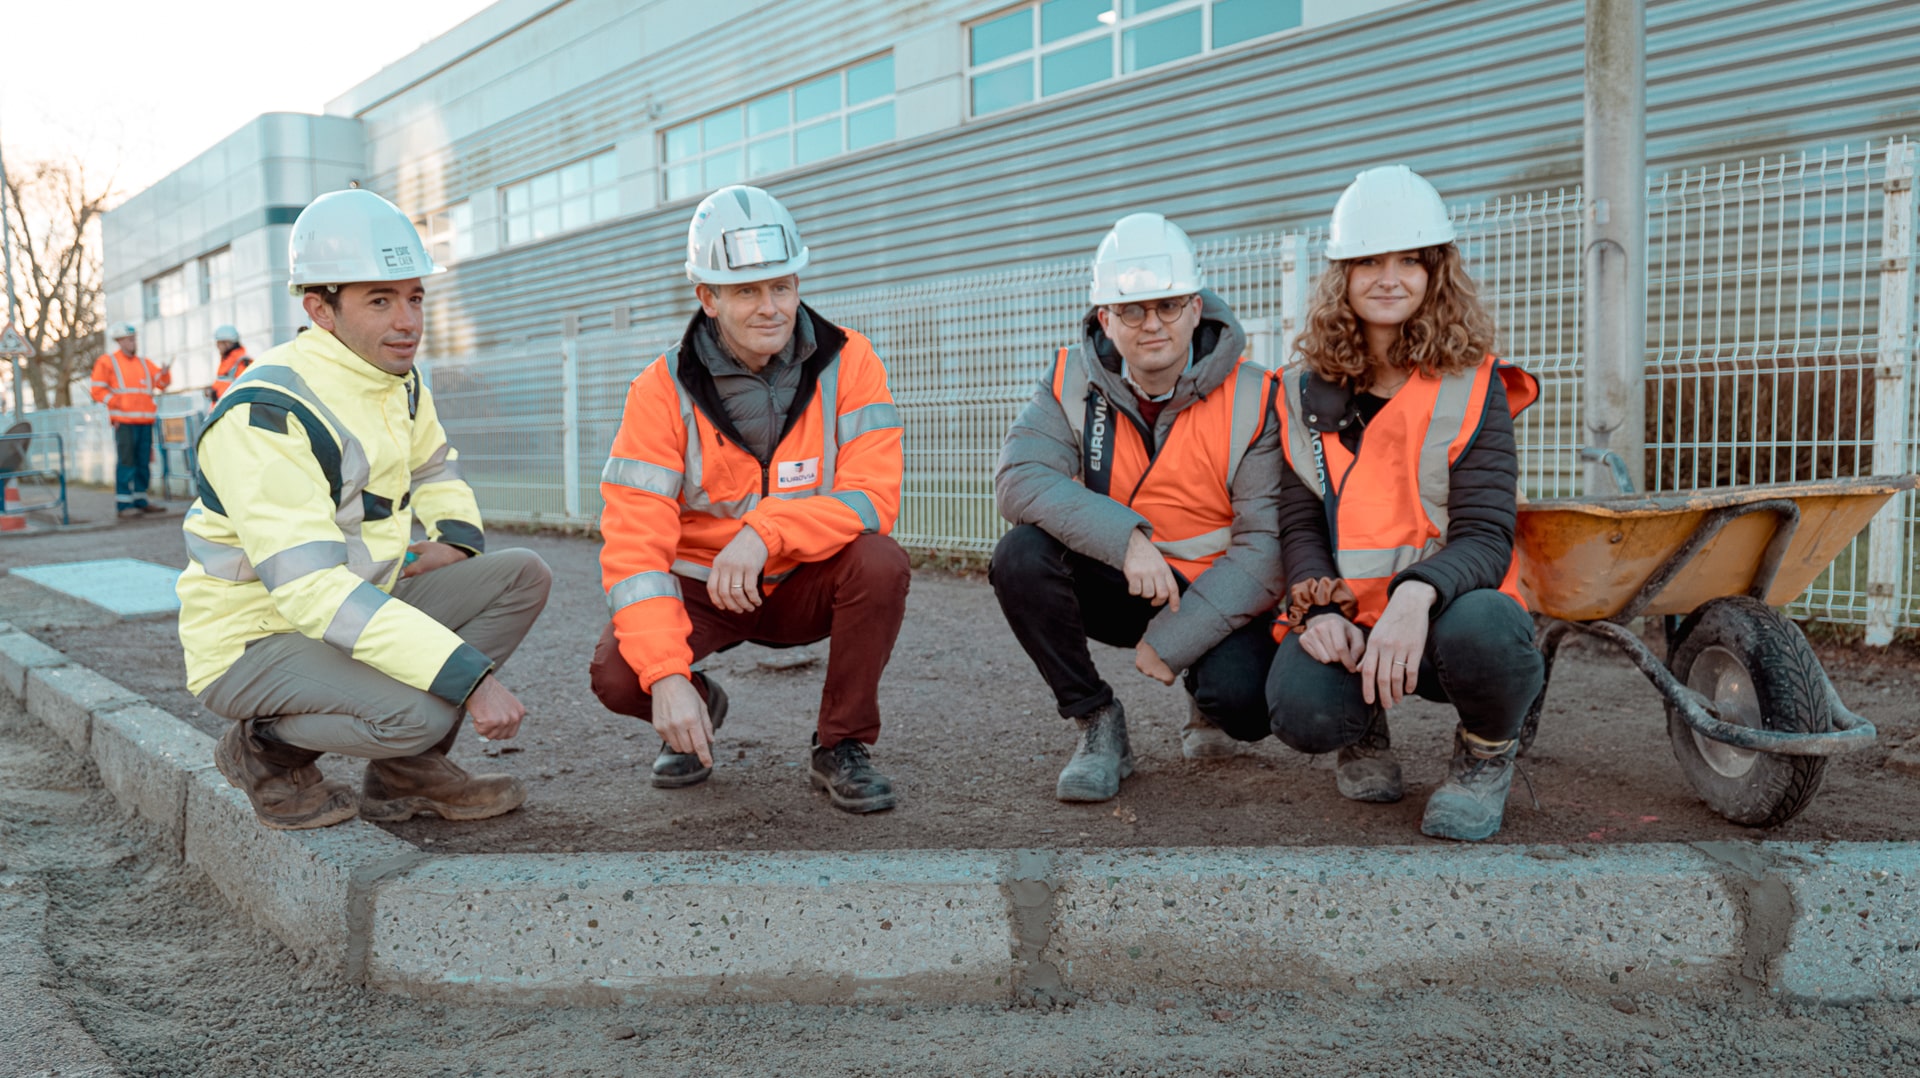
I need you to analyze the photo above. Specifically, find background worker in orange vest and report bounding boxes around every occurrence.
[991,213,1285,804]
[1267,165,1544,843]
[90,322,172,517]
[206,324,252,401]
[589,185,910,814]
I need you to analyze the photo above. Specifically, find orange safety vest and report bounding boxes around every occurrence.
[1275,354,1538,626]
[599,318,903,690]
[90,350,171,425]
[210,347,252,400]
[1051,347,1270,580]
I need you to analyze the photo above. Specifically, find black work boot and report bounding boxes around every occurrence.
[213,719,358,831]
[1055,700,1133,802]
[809,735,897,813]
[1335,706,1405,803]
[1421,727,1520,842]
[651,676,728,789]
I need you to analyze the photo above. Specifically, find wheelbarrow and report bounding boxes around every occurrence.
[1512,473,1919,827]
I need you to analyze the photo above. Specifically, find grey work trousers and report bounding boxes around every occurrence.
[198,548,553,759]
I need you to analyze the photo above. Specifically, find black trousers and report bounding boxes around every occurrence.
[114,423,154,509]
[1265,588,1543,752]
[989,524,1277,740]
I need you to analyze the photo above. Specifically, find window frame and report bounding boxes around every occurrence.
[414,200,473,265]
[658,53,897,204]
[499,151,621,250]
[198,247,233,305]
[964,0,1303,119]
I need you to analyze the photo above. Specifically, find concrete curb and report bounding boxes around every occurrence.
[3,628,1917,1005]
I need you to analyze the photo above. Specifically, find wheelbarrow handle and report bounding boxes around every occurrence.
[1579,619,1877,757]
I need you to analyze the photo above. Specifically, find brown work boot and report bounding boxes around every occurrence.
[360,730,526,822]
[213,720,359,831]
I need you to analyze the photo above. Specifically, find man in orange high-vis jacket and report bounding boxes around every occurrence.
[991,213,1285,804]
[207,324,252,402]
[90,322,172,517]
[589,185,909,814]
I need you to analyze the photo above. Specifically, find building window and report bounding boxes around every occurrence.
[501,152,619,247]
[199,248,232,304]
[144,267,190,320]
[660,54,896,203]
[415,201,472,264]
[967,0,1301,117]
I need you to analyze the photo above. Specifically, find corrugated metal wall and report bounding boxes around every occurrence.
[360,0,1920,360]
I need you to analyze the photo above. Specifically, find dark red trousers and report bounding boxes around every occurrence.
[589,534,911,746]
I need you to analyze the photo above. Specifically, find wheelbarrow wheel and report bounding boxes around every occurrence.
[1664,596,1830,827]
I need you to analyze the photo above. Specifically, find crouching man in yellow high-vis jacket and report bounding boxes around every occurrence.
[176,189,552,831]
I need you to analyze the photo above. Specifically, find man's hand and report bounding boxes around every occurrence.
[1359,581,1437,708]
[707,526,770,613]
[466,673,527,740]
[1299,612,1366,672]
[649,674,714,766]
[1135,641,1176,685]
[1122,528,1180,612]
[402,540,468,577]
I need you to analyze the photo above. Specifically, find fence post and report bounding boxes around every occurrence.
[1867,141,1917,646]
[561,318,582,523]
[1279,233,1308,367]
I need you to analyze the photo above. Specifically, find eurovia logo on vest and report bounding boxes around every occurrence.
[1086,393,1109,472]
[777,458,820,489]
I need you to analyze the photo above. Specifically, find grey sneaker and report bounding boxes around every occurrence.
[1056,700,1133,802]
[650,677,728,789]
[1179,696,1238,760]
[1335,707,1405,803]
[1420,727,1520,842]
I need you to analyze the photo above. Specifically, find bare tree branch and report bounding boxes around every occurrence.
[3,153,113,409]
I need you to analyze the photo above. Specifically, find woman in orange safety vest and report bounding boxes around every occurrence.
[1266,165,1545,843]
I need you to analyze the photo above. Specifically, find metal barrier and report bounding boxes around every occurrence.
[396,138,1920,632]
[0,427,71,528]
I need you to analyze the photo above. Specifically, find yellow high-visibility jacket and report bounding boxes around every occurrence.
[175,329,492,704]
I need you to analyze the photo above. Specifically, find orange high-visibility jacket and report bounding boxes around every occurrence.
[599,310,903,690]
[90,350,172,424]
[1049,346,1271,581]
[210,347,252,400]
[1274,354,1538,626]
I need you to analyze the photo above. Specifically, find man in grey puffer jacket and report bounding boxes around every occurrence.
[991,213,1286,803]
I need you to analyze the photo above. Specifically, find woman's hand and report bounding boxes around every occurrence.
[1359,581,1437,707]
[1300,612,1365,671]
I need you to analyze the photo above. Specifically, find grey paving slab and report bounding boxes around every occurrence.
[91,704,217,858]
[1776,843,1920,1003]
[9,557,181,618]
[184,767,423,973]
[1044,846,1744,995]
[24,664,142,753]
[366,850,1013,1004]
[0,879,125,1078]
[0,629,67,697]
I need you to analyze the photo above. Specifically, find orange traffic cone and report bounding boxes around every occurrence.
[0,481,23,532]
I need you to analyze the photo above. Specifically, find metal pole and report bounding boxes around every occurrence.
[0,131,25,417]
[1581,0,1647,495]
[1865,141,1917,646]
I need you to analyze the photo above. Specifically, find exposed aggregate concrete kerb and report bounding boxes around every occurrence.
[4,624,1917,1007]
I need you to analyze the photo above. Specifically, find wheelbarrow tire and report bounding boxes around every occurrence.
[1664,596,1830,827]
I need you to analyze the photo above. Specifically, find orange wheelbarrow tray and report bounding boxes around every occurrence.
[1511,474,1918,827]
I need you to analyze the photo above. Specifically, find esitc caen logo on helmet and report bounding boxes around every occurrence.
[380,245,419,271]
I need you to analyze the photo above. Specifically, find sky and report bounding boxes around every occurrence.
[0,0,499,207]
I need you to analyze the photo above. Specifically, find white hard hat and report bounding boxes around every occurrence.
[685,185,810,285]
[213,324,240,343]
[1089,213,1203,305]
[286,189,443,297]
[1325,165,1456,261]
[110,322,138,340]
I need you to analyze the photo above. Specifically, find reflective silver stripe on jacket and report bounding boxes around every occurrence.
[239,365,385,578]
[1058,348,1090,461]
[1153,526,1233,563]
[837,402,901,444]
[816,359,840,494]
[1417,369,1482,542]
[1223,360,1267,486]
[602,456,683,500]
[828,490,880,533]
[411,442,463,487]
[606,570,681,612]
[255,540,349,590]
[183,525,257,583]
[1279,368,1324,496]
[1336,541,1444,582]
[322,582,390,651]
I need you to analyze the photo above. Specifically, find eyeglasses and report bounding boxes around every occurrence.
[1109,296,1194,327]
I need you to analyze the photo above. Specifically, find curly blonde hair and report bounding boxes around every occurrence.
[1294,244,1496,392]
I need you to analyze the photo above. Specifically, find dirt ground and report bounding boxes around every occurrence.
[4,696,1916,1078]
[5,487,1920,856]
